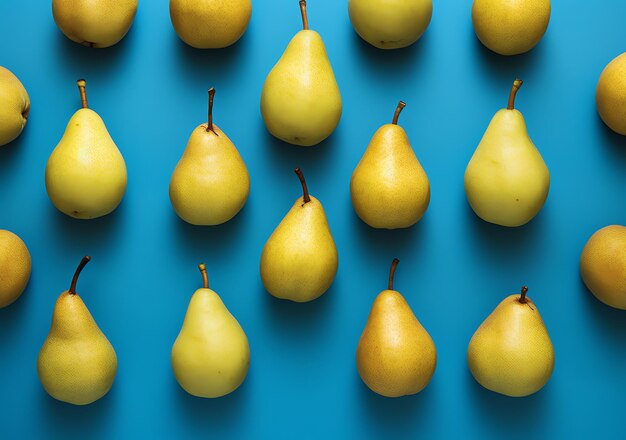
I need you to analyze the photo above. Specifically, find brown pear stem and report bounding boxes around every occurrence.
[519,286,529,304]
[69,256,91,295]
[77,79,88,109]
[294,167,311,204]
[388,258,400,290]
[207,88,218,135]
[198,263,209,289]
[507,79,523,110]
[392,101,406,125]
[299,0,309,30]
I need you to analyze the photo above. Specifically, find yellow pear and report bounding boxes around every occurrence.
[348,0,432,49]
[472,0,551,56]
[0,66,30,146]
[172,264,250,398]
[260,1,342,146]
[0,230,31,308]
[596,53,626,135]
[350,101,430,229]
[356,259,436,397]
[45,80,128,220]
[260,168,338,302]
[52,0,138,48]
[37,256,118,405]
[464,80,549,227]
[580,225,626,309]
[170,0,252,49]
[467,286,554,397]
[169,88,250,226]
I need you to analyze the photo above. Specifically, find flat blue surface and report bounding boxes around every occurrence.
[1,0,626,438]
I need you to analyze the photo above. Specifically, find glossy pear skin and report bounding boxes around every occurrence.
[357,290,436,397]
[0,66,29,146]
[596,53,626,135]
[467,294,554,397]
[172,288,250,398]
[46,108,128,219]
[261,30,342,146]
[0,230,31,308]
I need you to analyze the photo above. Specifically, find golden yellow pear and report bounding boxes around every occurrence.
[464,80,549,227]
[172,264,250,398]
[581,225,626,310]
[0,66,29,146]
[356,259,436,397]
[261,1,342,146]
[350,101,430,229]
[260,168,338,302]
[596,53,626,135]
[0,230,31,308]
[467,287,554,397]
[37,257,117,405]
[169,88,250,226]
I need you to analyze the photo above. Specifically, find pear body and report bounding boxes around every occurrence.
[0,230,31,308]
[45,108,128,219]
[261,30,342,146]
[0,66,29,146]
[261,196,338,302]
[52,0,138,48]
[169,124,250,226]
[596,53,626,135]
[172,288,250,398]
[357,290,436,397]
[467,294,554,397]
[464,109,549,227]
[348,0,432,49]
[351,124,430,229]
[37,291,117,405]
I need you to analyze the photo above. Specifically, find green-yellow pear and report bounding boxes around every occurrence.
[472,0,551,56]
[170,0,252,49]
[37,256,118,405]
[596,53,626,135]
[45,80,128,220]
[172,264,250,398]
[580,225,626,310]
[467,286,554,397]
[0,66,29,146]
[260,168,338,302]
[356,259,436,397]
[350,101,430,229]
[260,1,342,147]
[52,0,138,48]
[170,88,250,226]
[464,80,549,227]
[348,0,432,50]
[0,230,31,308]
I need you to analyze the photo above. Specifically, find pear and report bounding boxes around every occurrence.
[260,0,342,147]
[45,80,128,220]
[0,66,30,146]
[170,0,252,49]
[169,88,250,226]
[350,101,430,229]
[472,0,551,56]
[468,286,554,397]
[260,168,338,302]
[348,0,432,50]
[356,259,436,397]
[580,225,626,309]
[52,0,138,48]
[0,230,31,308]
[172,264,250,398]
[464,80,549,227]
[37,256,118,405]
[596,53,626,135]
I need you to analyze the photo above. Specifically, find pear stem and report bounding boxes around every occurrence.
[507,79,523,110]
[299,0,309,30]
[388,258,400,290]
[69,256,91,295]
[207,87,218,135]
[519,286,529,304]
[198,263,209,289]
[77,79,88,109]
[392,101,406,125]
[294,167,311,204]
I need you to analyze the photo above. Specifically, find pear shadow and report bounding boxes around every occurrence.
[580,279,626,346]
[0,278,33,344]
[596,117,626,164]
[0,125,30,177]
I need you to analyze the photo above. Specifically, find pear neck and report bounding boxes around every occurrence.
[77,79,89,109]
[207,88,218,135]
[388,258,400,290]
[507,79,523,110]
[299,0,309,30]
[294,167,311,204]
[198,264,209,289]
[69,256,91,295]
[392,101,406,125]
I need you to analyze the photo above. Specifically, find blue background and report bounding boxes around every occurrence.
[1,0,625,438]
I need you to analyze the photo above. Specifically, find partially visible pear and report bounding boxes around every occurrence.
[0,230,31,308]
[45,80,128,219]
[356,259,436,397]
[37,256,118,405]
[260,168,338,302]
[350,101,430,229]
[596,53,626,135]
[464,80,549,227]
[0,66,29,146]
[172,264,250,398]
[467,286,554,397]
[261,1,342,146]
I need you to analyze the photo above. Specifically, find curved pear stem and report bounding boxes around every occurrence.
[299,0,309,30]
[294,167,311,204]
[388,258,400,290]
[519,286,529,304]
[77,79,88,109]
[69,256,91,295]
[507,79,523,110]
[207,88,218,135]
[198,263,209,289]
[392,101,406,125]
